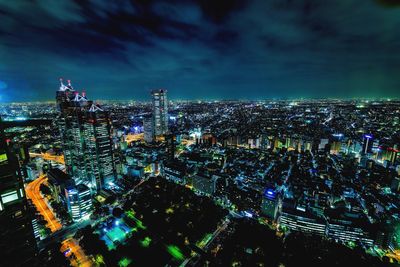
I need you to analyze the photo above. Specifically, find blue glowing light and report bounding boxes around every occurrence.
[364,134,373,139]
[265,188,276,198]
[244,211,253,218]
[115,220,120,226]
[13,116,27,121]
[63,248,71,256]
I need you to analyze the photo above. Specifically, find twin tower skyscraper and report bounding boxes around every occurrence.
[56,79,116,192]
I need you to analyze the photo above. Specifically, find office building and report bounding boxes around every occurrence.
[325,209,374,247]
[165,133,176,160]
[362,134,373,155]
[47,168,72,204]
[56,79,116,192]
[0,117,37,265]
[163,160,187,184]
[261,187,280,221]
[83,107,116,188]
[65,183,92,222]
[151,89,168,136]
[278,205,326,236]
[143,116,154,143]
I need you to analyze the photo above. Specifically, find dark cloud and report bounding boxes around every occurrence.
[0,0,400,102]
[375,0,400,7]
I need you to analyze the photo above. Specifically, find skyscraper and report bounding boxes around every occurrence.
[165,133,176,161]
[0,117,37,265]
[57,79,116,192]
[362,134,374,155]
[151,89,168,136]
[143,115,154,143]
[83,107,116,189]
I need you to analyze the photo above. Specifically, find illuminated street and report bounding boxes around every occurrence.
[29,152,65,165]
[25,175,62,233]
[61,238,93,267]
[125,133,144,144]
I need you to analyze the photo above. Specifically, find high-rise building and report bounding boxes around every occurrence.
[65,183,92,222]
[151,89,168,136]
[83,107,116,189]
[362,134,374,155]
[143,115,154,143]
[261,187,280,221]
[165,133,176,160]
[57,79,116,192]
[0,117,37,265]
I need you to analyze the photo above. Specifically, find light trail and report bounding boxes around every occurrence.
[25,175,62,232]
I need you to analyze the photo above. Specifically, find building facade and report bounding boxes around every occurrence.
[56,79,116,192]
[151,89,168,136]
[143,116,154,143]
[261,188,280,221]
[0,117,37,265]
[65,183,92,222]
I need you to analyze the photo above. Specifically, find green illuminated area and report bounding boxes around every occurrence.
[107,227,126,243]
[140,237,152,248]
[84,177,226,266]
[118,257,132,267]
[126,210,146,230]
[197,233,213,248]
[167,245,185,261]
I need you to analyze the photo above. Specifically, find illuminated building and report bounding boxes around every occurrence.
[47,168,72,204]
[143,116,154,143]
[151,89,168,136]
[278,205,326,236]
[319,138,329,152]
[325,210,374,247]
[83,107,117,188]
[330,141,342,155]
[0,117,37,265]
[128,166,144,179]
[165,133,176,161]
[163,160,187,184]
[362,134,373,155]
[261,188,279,221]
[56,79,116,192]
[65,183,92,222]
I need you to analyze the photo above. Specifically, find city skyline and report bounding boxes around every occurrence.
[1,2,400,266]
[1,0,400,102]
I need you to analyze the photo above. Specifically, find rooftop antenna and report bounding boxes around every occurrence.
[67,79,73,89]
[59,77,68,91]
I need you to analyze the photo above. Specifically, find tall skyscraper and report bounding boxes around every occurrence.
[362,134,374,155]
[151,89,168,136]
[57,79,116,192]
[165,133,176,161]
[143,115,154,143]
[0,117,37,265]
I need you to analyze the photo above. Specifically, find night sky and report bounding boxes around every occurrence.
[0,0,400,102]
